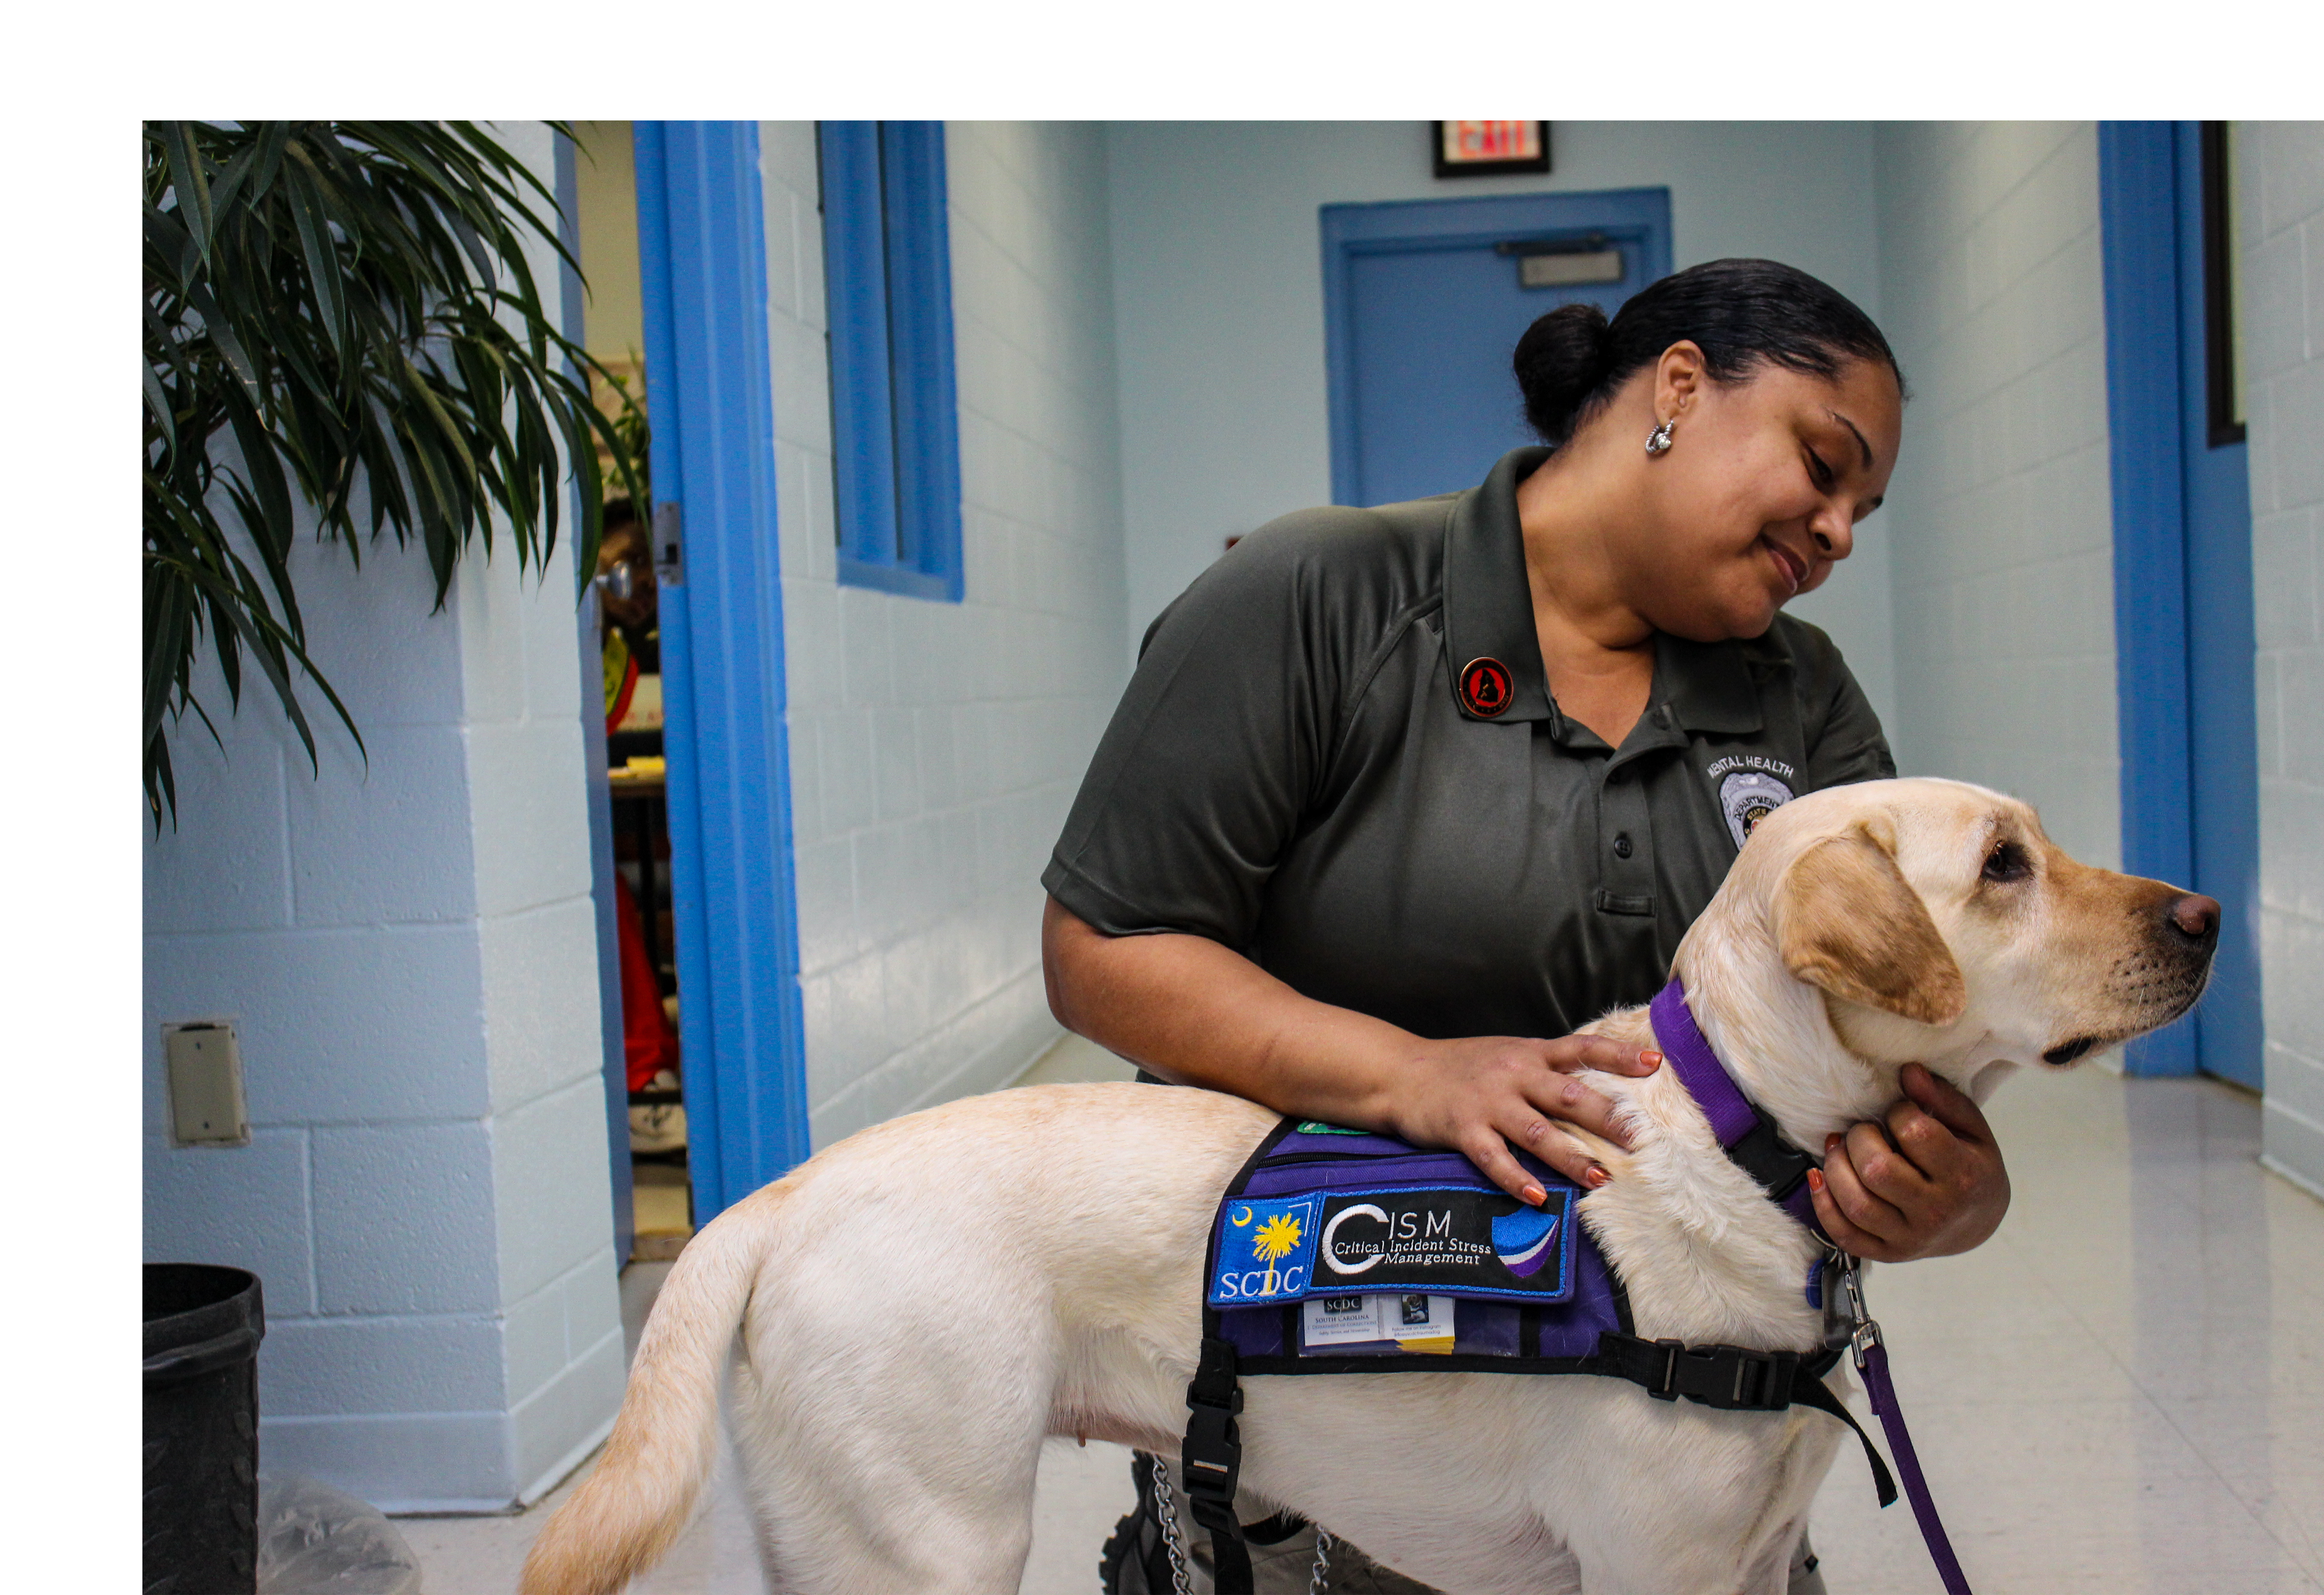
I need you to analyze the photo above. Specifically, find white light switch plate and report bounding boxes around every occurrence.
[164,1022,249,1148]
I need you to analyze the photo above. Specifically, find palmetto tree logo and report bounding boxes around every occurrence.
[1251,1212,1305,1265]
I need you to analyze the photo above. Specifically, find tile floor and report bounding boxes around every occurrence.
[408,1044,2323,1594]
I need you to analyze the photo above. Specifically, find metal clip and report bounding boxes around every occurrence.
[1832,1250,1884,1371]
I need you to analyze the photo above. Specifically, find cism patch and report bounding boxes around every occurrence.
[1208,1185,1577,1306]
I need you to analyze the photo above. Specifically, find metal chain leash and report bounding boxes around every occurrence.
[1147,1452,1195,1595]
[1307,1529,1335,1595]
[1141,1452,1335,1595]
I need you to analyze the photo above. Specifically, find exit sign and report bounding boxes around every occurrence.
[1433,121,1551,178]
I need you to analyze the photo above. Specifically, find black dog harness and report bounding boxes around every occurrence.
[1177,977,1972,1595]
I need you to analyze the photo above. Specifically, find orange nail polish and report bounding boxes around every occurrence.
[1808,1169,1825,1193]
[1639,1049,1664,1068]
[1585,1165,1610,1189]
[1522,1183,1547,1207]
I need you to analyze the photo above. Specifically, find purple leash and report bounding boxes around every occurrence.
[1839,1256,1973,1595]
[1651,979,1974,1595]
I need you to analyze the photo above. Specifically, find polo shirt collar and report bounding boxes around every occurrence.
[1658,633,1764,734]
[1444,447,1766,737]
[1444,447,1558,725]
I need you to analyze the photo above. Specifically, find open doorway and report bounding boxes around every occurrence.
[572,122,694,1259]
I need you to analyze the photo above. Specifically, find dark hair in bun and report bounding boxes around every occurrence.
[1512,258,1903,446]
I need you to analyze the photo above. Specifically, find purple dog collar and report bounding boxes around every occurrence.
[1649,977,1822,1231]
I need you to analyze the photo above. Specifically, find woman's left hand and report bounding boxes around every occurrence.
[1806,1063,2010,1262]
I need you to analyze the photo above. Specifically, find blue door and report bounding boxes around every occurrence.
[2175,124,2262,1091]
[1322,189,1671,508]
[2100,122,2262,1088]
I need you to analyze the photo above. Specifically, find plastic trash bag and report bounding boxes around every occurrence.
[256,1473,424,1595]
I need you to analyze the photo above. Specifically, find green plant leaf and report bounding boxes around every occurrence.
[143,120,638,826]
[280,159,345,359]
[160,122,215,262]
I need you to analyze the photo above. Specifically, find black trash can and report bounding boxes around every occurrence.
[145,1265,265,1595]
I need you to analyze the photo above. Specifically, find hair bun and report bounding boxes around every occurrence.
[1512,302,1614,445]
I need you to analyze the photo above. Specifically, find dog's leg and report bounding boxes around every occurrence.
[726,1352,1051,1592]
[722,1251,1060,1594]
[728,1378,1046,1592]
[1530,1398,1815,1595]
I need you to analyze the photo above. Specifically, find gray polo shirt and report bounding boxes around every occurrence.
[1043,447,1895,1042]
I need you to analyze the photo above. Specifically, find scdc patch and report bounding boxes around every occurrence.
[1208,1195,1322,1304]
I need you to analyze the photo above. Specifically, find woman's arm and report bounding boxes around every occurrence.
[1043,897,1660,1204]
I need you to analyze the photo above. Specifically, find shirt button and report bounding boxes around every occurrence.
[1613,833,1634,859]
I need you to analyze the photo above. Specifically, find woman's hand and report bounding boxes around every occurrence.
[1806,1063,2011,1262]
[1042,898,1658,1207]
[1382,1036,1664,1206]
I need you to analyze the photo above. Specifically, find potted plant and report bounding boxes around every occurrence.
[142,120,641,1593]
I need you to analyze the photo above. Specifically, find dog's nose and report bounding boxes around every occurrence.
[2167,893,2221,942]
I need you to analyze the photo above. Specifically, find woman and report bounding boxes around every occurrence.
[1045,260,2009,1593]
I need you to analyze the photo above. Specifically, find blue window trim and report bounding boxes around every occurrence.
[1319,187,1673,508]
[634,121,812,1218]
[820,121,964,603]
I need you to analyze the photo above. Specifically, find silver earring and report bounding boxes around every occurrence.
[1645,418,1675,456]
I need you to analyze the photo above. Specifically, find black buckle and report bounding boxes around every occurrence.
[1728,1106,1819,1204]
[1183,1404,1241,1511]
[1647,1338,1684,1401]
[1182,1337,1246,1522]
[1185,1380,1244,1416]
[1677,1344,1798,1410]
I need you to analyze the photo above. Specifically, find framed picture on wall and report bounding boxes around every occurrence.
[1432,122,1551,179]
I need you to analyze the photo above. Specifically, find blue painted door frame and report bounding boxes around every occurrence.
[1321,188,1672,508]
[634,122,813,1217]
[2098,122,2262,1084]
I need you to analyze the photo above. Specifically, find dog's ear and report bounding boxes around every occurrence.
[1773,824,1967,1026]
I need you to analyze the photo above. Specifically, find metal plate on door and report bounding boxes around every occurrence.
[1519,250,1624,289]
[652,501,684,587]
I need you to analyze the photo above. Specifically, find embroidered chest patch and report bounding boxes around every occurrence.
[1719,770,1795,849]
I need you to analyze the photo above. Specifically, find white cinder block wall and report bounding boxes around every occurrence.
[2237,122,2324,1194]
[758,122,1129,1148]
[142,123,622,1512]
[1873,123,2123,867]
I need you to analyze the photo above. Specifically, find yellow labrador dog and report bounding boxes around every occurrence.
[522,778,2216,1595]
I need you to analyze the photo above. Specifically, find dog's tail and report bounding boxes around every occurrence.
[518,1192,769,1595]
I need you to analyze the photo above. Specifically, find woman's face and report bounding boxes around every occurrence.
[596,521,658,631]
[1626,351,1902,642]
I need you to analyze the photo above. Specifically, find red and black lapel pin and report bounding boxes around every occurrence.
[1459,656,1514,719]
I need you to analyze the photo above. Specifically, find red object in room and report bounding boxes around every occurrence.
[615,871,679,1091]
[606,643,639,734]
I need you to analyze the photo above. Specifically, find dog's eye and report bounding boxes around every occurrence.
[1982,840,2031,884]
